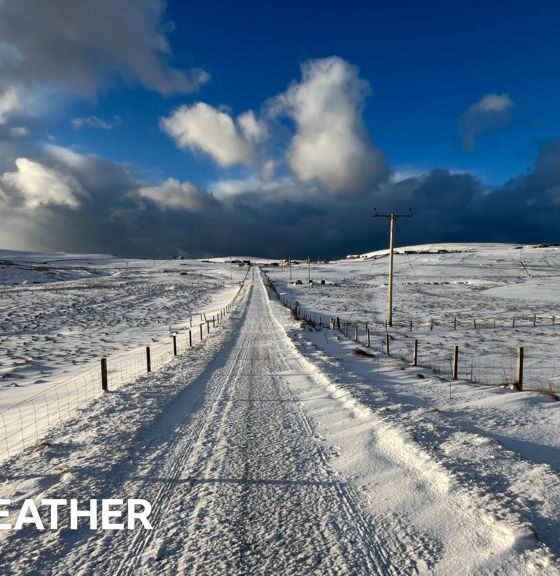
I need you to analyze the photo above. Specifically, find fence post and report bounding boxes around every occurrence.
[213,315,216,328]
[430,319,433,331]
[453,317,457,330]
[533,314,536,327]
[473,319,477,329]
[515,347,524,391]
[493,318,496,328]
[385,333,390,355]
[207,321,210,334]
[101,358,108,392]
[354,325,358,342]
[173,335,177,356]
[452,345,459,380]
[553,315,556,326]
[189,330,192,347]
[367,329,371,347]
[513,316,516,328]
[409,320,413,332]
[200,324,203,340]
[412,340,418,367]
[146,346,151,373]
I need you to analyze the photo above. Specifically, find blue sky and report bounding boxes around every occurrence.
[0,0,559,257]
[54,0,559,185]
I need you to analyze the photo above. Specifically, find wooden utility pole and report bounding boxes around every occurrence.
[373,209,412,327]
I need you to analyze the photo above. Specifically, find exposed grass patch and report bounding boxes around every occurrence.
[353,347,376,358]
[534,385,560,401]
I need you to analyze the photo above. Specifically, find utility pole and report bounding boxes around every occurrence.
[308,256,311,291]
[373,209,412,327]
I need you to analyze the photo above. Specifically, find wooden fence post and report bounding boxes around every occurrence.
[452,345,459,380]
[172,335,177,356]
[200,324,203,340]
[367,329,371,347]
[515,347,524,391]
[385,333,390,355]
[513,316,516,328]
[146,346,151,373]
[473,319,477,329]
[412,340,418,367]
[453,317,457,330]
[553,315,556,326]
[430,319,434,331]
[354,325,358,341]
[207,321,210,334]
[409,320,413,332]
[213,315,216,328]
[101,358,108,392]
[533,314,536,327]
[189,330,192,347]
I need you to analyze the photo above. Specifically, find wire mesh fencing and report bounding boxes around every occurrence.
[0,278,248,463]
[270,281,559,395]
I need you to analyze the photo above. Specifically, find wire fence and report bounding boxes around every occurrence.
[265,275,560,395]
[0,273,249,462]
[371,313,560,333]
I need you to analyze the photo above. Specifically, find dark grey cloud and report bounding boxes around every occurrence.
[2,140,560,259]
[0,0,208,104]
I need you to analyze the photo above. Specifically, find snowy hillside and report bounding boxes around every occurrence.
[266,243,560,391]
[0,250,244,411]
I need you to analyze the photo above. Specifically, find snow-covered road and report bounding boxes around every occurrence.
[105,269,402,574]
[0,268,556,574]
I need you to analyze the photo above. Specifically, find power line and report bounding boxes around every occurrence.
[373,208,412,327]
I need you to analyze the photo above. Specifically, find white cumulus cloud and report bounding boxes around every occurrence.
[136,178,216,211]
[160,103,263,167]
[272,57,387,195]
[0,158,83,209]
[460,93,515,151]
[238,111,267,142]
[0,87,20,124]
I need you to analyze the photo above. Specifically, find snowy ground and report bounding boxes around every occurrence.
[0,249,245,407]
[265,243,560,390]
[0,269,557,574]
[0,250,248,460]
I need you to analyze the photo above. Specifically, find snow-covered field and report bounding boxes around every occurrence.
[0,250,244,401]
[0,268,557,574]
[0,250,247,459]
[265,243,560,391]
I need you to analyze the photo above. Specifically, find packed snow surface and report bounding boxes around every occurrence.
[0,266,557,574]
[0,245,560,576]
